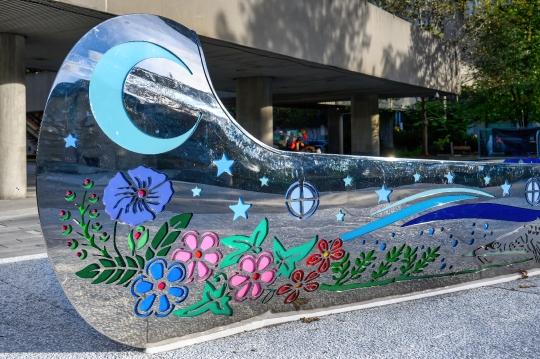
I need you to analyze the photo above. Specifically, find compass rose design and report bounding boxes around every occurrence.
[525,177,540,206]
[285,180,320,219]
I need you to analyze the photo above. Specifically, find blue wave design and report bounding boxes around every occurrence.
[402,203,540,227]
[341,195,476,241]
[371,188,494,216]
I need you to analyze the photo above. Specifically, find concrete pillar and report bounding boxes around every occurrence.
[328,108,343,154]
[379,111,394,156]
[0,34,26,199]
[351,94,379,156]
[235,77,273,146]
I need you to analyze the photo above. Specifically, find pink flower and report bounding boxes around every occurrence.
[228,252,277,302]
[171,230,222,283]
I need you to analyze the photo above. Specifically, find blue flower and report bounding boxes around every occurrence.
[103,166,174,226]
[130,258,189,317]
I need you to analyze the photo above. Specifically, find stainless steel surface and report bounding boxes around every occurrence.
[37,14,540,349]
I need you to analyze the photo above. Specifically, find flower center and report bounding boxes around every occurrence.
[138,189,147,198]
[252,273,260,280]
[194,250,203,259]
[323,251,330,258]
[295,282,303,288]
[157,282,166,290]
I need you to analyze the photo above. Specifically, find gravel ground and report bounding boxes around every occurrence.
[1,254,539,359]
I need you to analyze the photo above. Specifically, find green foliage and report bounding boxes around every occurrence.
[219,218,268,269]
[174,273,232,317]
[273,236,317,278]
[331,250,377,286]
[371,244,405,279]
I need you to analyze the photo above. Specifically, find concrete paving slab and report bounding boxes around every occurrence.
[1,254,540,358]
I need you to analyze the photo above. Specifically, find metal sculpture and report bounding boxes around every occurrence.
[37,14,540,350]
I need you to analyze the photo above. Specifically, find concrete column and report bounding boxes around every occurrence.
[379,111,394,157]
[328,108,343,154]
[351,94,379,156]
[0,34,26,199]
[235,77,273,146]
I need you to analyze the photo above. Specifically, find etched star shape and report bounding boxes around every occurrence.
[375,184,393,204]
[343,175,353,186]
[64,133,78,148]
[413,172,421,182]
[229,197,252,220]
[191,186,202,197]
[260,175,269,186]
[336,210,345,221]
[484,175,491,185]
[445,172,455,184]
[501,180,512,197]
[213,153,235,176]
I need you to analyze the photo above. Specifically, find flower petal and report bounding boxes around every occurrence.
[135,280,153,294]
[183,232,199,250]
[284,290,300,304]
[197,261,210,280]
[169,286,189,303]
[158,294,171,313]
[149,260,165,280]
[121,205,155,226]
[303,282,320,292]
[330,249,346,261]
[276,283,293,295]
[230,274,249,287]
[317,239,329,253]
[103,172,134,221]
[256,252,273,271]
[305,270,320,282]
[127,166,167,189]
[251,282,263,300]
[147,181,174,214]
[139,293,156,312]
[239,255,256,273]
[172,249,192,262]
[318,258,330,273]
[200,232,218,250]
[330,238,344,251]
[306,253,322,267]
[291,269,304,283]
[260,269,276,284]
[185,261,196,283]
[167,266,185,283]
[204,252,221,264]
[234,282,252,302]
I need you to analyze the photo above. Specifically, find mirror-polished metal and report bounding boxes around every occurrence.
[37,14,540,349]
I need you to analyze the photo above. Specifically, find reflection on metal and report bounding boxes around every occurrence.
[37,14,540,350]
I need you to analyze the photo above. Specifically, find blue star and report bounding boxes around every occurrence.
[501,180,512,196]
[343,175,353,186]
[484,175,491,185]
[191,186,202,197]
[260,176,269,186]
[336,210,345,221]
[375,184,393,204]
[64,133,78,148]
[229,197,252,220]
[413,172,421,182]
[213,153,235,176]
[445,172,455,184]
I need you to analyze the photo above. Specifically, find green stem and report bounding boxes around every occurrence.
[112,221,121,258]
[74,191,110,258]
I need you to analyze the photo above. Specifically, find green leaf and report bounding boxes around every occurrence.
[274,235,317,278]
[127,232,135,255]
[117,269,137,285]
[75,263,100,279]
[125,256,138,268]
[331,252,351,286]
[170,213,193,229]
[151,222,169,250]
[219,218,270,269]
[161,231,180,248]
[91,269,115,284]
[145,247,155,261]
[114,256,126,267]
[99,259,116,268]
[135,255,145,269]
[105,269,125,284]
[157,247,171,257]
[174,278,232,317]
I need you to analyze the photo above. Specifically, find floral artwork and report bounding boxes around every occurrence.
[60,166,536,319]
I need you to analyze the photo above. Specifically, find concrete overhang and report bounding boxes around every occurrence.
[1,0,460,106]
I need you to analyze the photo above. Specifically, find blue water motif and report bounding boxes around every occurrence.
[341,195,476,241]
[401,203,540,227]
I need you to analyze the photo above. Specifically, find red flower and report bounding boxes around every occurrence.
[276,270,319,304]
[306,238,346,273]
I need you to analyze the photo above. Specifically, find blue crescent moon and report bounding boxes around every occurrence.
[89,41,201,155]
